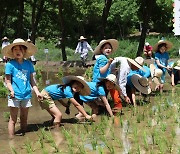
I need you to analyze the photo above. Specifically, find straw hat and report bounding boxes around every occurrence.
[153,40,173,51]
[98,74,121,92]
[62,75,90,96]
[1,38,37,59]
[126,57,145,72]
[78,36,87,41]
[150,64,163,84]
[131,74,151,94]
[134,56,144,66]
[174,60,180,70]
[94,39,119,55]
[2,36,8,41]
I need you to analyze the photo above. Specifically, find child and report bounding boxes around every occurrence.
[39,75,93,128]
[144,42,153,59]
[168,60,180,86]
[92,39,119,82]
[76,74,121,120]
[153,40,173,91]
[2,38,42,139]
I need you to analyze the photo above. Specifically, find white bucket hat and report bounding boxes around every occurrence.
[1,38,37,59]
[153,40,173,51]
[145,42,150,46]
[78,36,87,41]
[62,75,90,96]
[126,57,145,72]
[174,60,180,70]
[93,39,119,55]
[131,74,151,94]
[98,74,121,92]
[150,64,163,84]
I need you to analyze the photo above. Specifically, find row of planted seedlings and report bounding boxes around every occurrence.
[121,88,180,153]
[10,88,180,153]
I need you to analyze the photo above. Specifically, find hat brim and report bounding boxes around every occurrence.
[153,40,173,51]
[131,74,151,94]
[149,64,162,85]
[174,66,180,70]
[94,39,119,55]
[62,76,90,96]
[98,78,121,92]
[126,58,145,72]
[1,42,37,59]
[79,38,87,41]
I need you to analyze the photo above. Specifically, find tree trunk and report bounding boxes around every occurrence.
[16,0,24,38]
[136,0,155,56]
[31,0,45,44]
[59,0,67,61]
[101,0,112,39]
[0,8,8,39]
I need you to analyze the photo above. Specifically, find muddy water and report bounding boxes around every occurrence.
[0,67,179,153]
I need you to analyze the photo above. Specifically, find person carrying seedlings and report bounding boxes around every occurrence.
[39,75,94,128]
[167,60,180,86]
[75,36,93,67]
[153,40,173,91]
[75,74,121,121]
[2,38,42,139]
[92,39,123,112]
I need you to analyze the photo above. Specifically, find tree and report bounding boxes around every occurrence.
[101,0,112,39]
[136,0,156,57]
[59,0,67,61]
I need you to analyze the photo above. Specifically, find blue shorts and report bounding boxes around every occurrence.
[8,98,32,108]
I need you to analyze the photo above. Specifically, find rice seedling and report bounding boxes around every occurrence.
[11,147,18,154]
[24,139,35,153]
[57,67,64,79]
[143,131,149,151]
[160,123,167,132]
[45,132,59,153]
[91,136,98,150]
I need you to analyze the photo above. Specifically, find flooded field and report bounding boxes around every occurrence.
[0,65,180,153]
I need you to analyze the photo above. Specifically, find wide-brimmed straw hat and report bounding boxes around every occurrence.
[150,64,163,84]
[98,74,121,92]
[153,40,173,51]
[145,42,150,46]
[126,57,145,72]
[1,38,37,59]
[173,60,180,70]
[94,39,119,55]
[78,36,87,41]
[134,56,144,66]
[62,75,90,96]
[2,36,8,41]
[131,74,151,94]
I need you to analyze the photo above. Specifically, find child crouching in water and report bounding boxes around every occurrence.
[39,75,94,128]
[2,38,42,139]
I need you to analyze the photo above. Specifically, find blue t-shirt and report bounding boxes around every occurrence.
[45,84,73,100]
[92,55,110,82]
[154,52,169,70]
[80,82,106,102]
[5,59,35,100]
[127,65,150,88]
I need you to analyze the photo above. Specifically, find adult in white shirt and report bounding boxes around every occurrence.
[75,36,93,66]
[2,36,10,63]
[110,57,144,104]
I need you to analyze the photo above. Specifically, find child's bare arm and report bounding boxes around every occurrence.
[69,98,92,119]
[5,74,14,98]
[100,96,114,117]
[100,58,114,74]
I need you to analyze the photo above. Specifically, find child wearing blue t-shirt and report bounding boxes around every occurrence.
[92,39,119,82]
[39,76,93,128]
[153,40,173,91]
[75,74,121,121]
[2,38,42,139]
